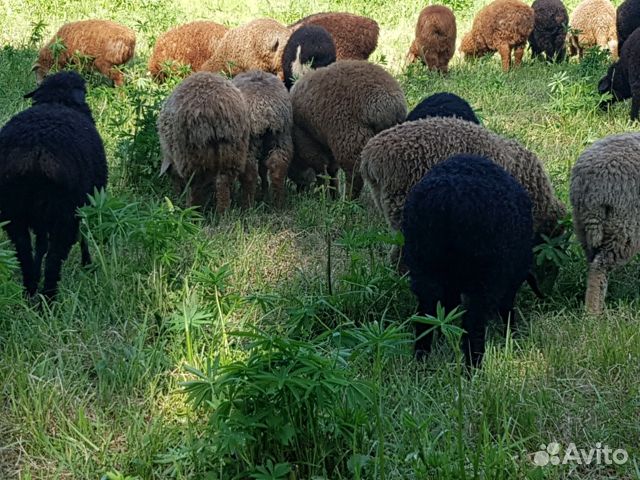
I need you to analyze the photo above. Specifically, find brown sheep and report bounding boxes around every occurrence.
[157,72,251,213]
[148,21,228,81]
[406,5,457,73]
[568,0,618,59]
[200,19,290,79]
[289,12,379,60]
[289,60,407,198]
[460,0,534,72]
[34,19,136,86]
[232,70,293,207]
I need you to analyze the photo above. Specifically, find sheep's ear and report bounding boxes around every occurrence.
[31,63,40,72]
[159,158,172,176]
[23,87,38,99]
[269,37,280,52]
[598,75,612,94]
[70,88,86,105]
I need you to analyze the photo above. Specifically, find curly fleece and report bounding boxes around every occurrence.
[406,5,457,73]
[529,0,569,62]
[406,92,479,123]
[568,0,617,58]
[403,154,533,367]
[570,133,640,314]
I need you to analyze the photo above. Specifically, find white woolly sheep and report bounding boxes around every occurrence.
[232,70,293,207]
[570,133,640,314]
[157,72,251,213]
[34,19,136,86]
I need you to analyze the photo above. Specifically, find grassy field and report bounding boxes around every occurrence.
[1,0,639,479]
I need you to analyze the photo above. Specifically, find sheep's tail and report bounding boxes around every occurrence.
[581,206,606,253]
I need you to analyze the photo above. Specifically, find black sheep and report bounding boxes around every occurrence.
[617,0,640,51]
[281,25,336,89]
[0,71,107,298]
[406,92,480,123]
[598,28,640,121]
[402,154,533,367]
[529,0,569,62]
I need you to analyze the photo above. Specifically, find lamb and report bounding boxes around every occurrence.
[360,117,567,265]
[33,19,136,86]
[406,5,457,74]
[617,0,640,51]
[0,72,108,298]
[406,92,480,123]
[598,28,640,121]
[529,0,569,62]
[199,19,290,78]
[232,70,293,207]
[157,72,251,213]
[570,133,640,314]
[281,25,336,90]
[460,0,534,72]
[567,0,617,59]
[289,12,379,60]
[148,21,228,81]
[404,154,533,367]
[289,60,407,197]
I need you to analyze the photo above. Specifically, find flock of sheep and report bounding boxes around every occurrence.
[1,0,640,367]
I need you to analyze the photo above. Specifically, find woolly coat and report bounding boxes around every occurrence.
[406,5,457,73]
[460,0,534,71]
[289,12,379,61]
[200,19,290,78]
[617,0,640,51]
[568,0,618,58]
[406,92,480,123]
[157,72,250,213]
[281,25,336,89]
[0,72,107,298]
[529,0,569,62]
[570,133,640,314]
[289,60,407,197]
[232,70,293,207]
[598,28,640,121]
[148,21,228,81]
[404,154,533,367]
[360,117,566,256]
[35,19,135,86]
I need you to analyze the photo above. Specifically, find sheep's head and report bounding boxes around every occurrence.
[24,71,91,116]
[459,33,484,57]
[31,62,47,85]
[598,62,631,107]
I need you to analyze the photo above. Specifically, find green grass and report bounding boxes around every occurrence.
[1,0,640,479]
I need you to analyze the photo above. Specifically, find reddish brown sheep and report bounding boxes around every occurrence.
[289,12,379,60]
[148,21,228,81]
[460,0,534,72]
[406,5,457,73]
[34,19,136,86]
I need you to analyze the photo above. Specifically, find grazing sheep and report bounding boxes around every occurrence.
[570,133,640,314]
[200,19,290,78]
[157,72,251,213]
[406,92,480,123]
[598,28,640,121]
[568,0,617,58]
[281,25,336,89]
[406,5,457,73]
[404,154,533,367]
[232,70,293,207]
[34,19,136,86]
[460,0,534,72]
[0,72,108,298]
[617,0,640,51]
[289,60,407,197]
[529,0,569,62]
[148,21,228,81]
[360,117,566,265]
[289,12,379,60]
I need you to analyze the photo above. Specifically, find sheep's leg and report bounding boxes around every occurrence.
[239,162,258,209]
[42,220,77,299]
[630,93,640,121]
[326,164,340,199]
[188,175,214,209]
[5,222,36,296]
[266,146,292,208]
[258,161,269,201]
[461,294,493,368]
[95,58,123,86]
[498,284,519,331]
[497,44,511,72]
[80,236,91,266]
[413,279,445,361]
[215,173,233,215]
[513,45,525,67]
[344,167,364,200]
[33,230,49,286]
[585,262,608,315]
